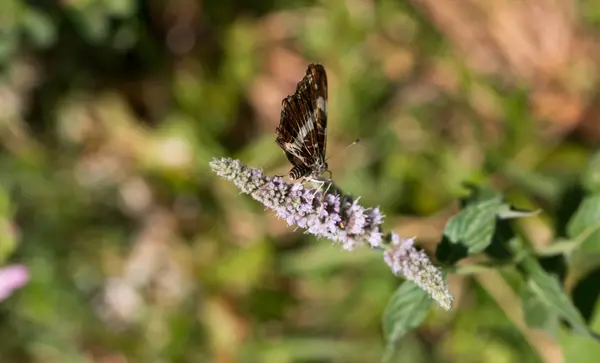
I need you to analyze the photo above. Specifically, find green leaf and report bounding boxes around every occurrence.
[583,151,600,193]
[496,204,540,220]
[572,268,600,324]
[521,258,599,341]
[69,5,109,44]
[438,186,537,264]
[459,183,500,207]
[104,0,137,18]
[23,8,56,48]
[521,283,559,333]
[443,196,503,254]
[566,194,600,253]
[382,282,432,362]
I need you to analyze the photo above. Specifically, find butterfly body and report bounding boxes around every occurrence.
[275,64,329,182]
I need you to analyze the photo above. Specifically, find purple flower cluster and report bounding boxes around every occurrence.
[210,157,453,310]
[210,157,382,251]
[384,235,453,310]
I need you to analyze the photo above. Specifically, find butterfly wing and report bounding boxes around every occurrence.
[275,64,328,177]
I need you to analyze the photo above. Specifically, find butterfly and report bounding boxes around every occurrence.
[275,63,331,183]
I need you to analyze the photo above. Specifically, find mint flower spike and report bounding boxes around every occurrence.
[383,234,454,311]
[210,157,454,310]
[210,157,382,251]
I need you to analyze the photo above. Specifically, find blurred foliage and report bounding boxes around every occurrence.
[1,0,600,362]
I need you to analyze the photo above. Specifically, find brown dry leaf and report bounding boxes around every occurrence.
[414,0,576,84]
[531,88,584,134]
[413,0,591,136]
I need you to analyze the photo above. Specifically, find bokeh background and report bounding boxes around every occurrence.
[1,0,600,362]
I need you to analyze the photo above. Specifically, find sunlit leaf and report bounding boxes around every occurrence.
[496,204,540,220]
[567,194,600,253]
[382,282,431,362]
[443,196,503,254]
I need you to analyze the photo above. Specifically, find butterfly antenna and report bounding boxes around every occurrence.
[325,138,360,163]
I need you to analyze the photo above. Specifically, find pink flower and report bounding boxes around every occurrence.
[0,264,29,302]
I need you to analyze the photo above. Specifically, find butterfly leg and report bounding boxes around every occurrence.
[308,179,325,200]
[322,180,332,196]
[308,178,333,206]
[319,180,333,205]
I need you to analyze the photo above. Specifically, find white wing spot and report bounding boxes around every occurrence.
[294,117,315,147]
[284,142,301,153]
[317,96,327,113]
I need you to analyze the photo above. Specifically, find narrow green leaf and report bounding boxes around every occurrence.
[566,194,600,253]
[521,258,598,341]
[496,204,540,220]
[583,151,600,193]
[382,282,432,362]
[521,284,559,333]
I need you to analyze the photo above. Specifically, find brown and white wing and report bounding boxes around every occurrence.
[275,64,328,169]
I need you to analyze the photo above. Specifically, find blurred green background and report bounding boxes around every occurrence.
[1,0,600,362]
